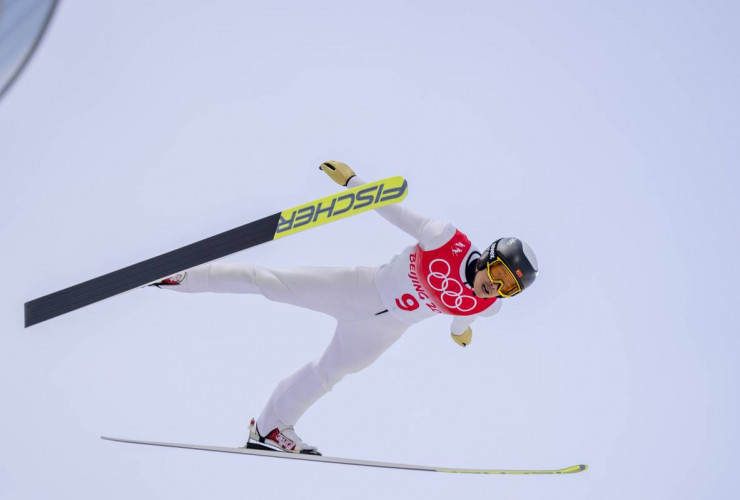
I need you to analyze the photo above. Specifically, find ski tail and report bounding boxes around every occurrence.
[24,176,407,327]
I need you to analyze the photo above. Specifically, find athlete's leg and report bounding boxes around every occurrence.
[168,263,382,320]
[257,314,407,432]
[172,263,256,294]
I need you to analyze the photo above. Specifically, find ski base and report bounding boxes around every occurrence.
[101,436,587,475]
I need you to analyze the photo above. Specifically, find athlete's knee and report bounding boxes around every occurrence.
[314,362,346,392]
[254,267,300,303]
[316,353,375,390]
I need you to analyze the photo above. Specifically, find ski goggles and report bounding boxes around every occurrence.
[486,258,522,298]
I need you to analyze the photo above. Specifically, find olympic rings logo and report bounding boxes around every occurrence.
[426,259,477,312]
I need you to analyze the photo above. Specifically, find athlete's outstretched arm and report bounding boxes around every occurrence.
[320,161,454,249]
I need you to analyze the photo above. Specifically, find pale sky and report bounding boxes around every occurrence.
[1,1,738,499]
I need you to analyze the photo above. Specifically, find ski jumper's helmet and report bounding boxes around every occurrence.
[476,237,538,297]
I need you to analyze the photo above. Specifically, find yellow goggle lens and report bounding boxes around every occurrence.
[486,258,522,298]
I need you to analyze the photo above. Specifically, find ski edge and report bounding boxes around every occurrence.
[101,436,587,475]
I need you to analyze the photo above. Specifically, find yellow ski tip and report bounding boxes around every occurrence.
[559,464,589,474]
[435,463,589,475]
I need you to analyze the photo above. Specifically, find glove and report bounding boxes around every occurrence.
[450,326,472,347]
[319,160,356,187]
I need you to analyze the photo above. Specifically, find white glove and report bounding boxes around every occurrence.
[450,326,472,347]
[319,160,356,186]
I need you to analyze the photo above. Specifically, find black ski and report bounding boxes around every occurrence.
[24,177,407,327]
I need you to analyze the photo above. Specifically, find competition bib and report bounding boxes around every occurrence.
[383,230,497,319]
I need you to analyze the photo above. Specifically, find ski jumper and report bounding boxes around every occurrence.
[169,177,501,432]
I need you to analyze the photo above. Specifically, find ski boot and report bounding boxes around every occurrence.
[246,418,321,456]
[149,272,187,288]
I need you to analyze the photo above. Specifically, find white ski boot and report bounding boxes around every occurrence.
[149,272,187,288]
[247,418,321,456]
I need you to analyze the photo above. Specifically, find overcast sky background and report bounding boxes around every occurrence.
[1,1,738,499]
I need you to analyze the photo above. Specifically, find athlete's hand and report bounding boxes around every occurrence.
[450,326,472,348]
[319,160,356,187]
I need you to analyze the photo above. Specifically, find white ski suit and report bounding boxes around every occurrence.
[170,177,501,432]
